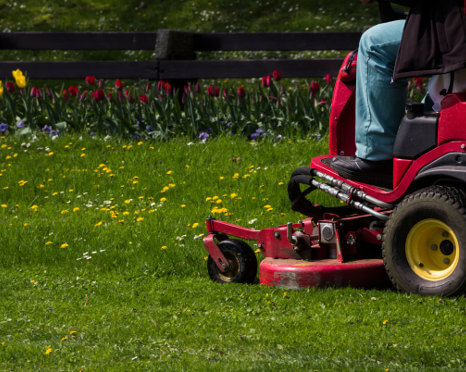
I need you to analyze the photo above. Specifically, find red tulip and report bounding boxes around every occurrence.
[413,77,423,92]
[207,85,219,97]
[62,89,69,99]
[5,81,15,92]
[272,70,282,81]
[85,75,96,85]
[237,87,246,98]
[68,85,79,97]
[92,89,105,102]
[138,95,149,104]
[164,82,172,95]
[261,75,272,87]
[107,92,113,101]
[115,80,123,91]
[325,74,333,85]
[310,82,321,96]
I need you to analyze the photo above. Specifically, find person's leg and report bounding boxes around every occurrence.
[356,19,407,160]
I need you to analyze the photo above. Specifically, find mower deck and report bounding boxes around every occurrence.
[260,257,389,289]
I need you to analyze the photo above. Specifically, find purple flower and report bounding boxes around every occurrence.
[276,134,282,141]
[146,125,153,131]
[49,129,60,137]
[0,123,8,132]
[42,125,52,133]
[317,134,322,140]
[199,132,210,141]
[17,121,25,128]
[250,132,259,140]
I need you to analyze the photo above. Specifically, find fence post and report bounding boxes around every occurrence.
[155,29,195,94]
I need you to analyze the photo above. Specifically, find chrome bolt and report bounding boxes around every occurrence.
[376,234,382,241]
[461,144,465,150]
[431,244,438,251]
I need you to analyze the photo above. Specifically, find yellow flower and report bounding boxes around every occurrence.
[204,256,208,261]
[73,207,79,212]
[12,69,24,80]
[233,173,239,179]
[242,174,250,179]
[264,205,272,209]
[166,170,173,175]
[18,180,28,187]
[30,279,35,284]
[31,205,38,211]
[230,193,238,199]
[278,182,284,186]
[80,153,85,157]
[192,223,199,228]
[160,197,167,202]
[69,330,77,336]
[48,152,54,156]
[215,199,222,204]
[61,209,69,214]
[219,176,224,180]
[45,346,52,355]
[180,204,186,208]
[45,241,53,245]
[136,217,144,222]
[15,75,26,89]
[1,204,7,208]
[0,81,3,98]
[161,186,169,193]
[137,141,143,146]
[60,336,68,342]
[95,221,103,227]
[161,245,167,250]
[382,319,388,325]
[60,243,69,249]
[283,292,287,297]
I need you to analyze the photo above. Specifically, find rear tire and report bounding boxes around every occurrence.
[383,186,466,296]
[207,239,257,284]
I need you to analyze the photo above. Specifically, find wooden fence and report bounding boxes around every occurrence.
[0,31,362,80]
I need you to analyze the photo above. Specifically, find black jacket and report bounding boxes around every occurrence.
[391,0,466,80]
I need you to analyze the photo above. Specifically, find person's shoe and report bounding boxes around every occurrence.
[324,155,393,189]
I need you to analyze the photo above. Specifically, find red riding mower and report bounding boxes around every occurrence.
[203,5,466,297]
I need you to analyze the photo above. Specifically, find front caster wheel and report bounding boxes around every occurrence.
[383,186,466,296]
[207,239,257,284]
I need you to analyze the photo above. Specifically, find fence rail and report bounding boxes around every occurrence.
[0,31,362,80]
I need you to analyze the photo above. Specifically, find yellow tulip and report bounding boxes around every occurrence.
[0,81,3,98]
[15,75,26,88]
[12,69,24,80]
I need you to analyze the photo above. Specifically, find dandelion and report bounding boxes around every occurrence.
[382,319,388,325]
[45,241,53,245]
[160,197,167,202]
[192,223,199,228]
[60,243,69,249]
[31,205,38,211]
[161,245,167,250]
[60,336,68,342]
[18,180,28,187]
[95,221,103,227]
[70,330,77,336]
[166,170,173,175]
[180,204,186,208]
[233,173,239,179]
[283,292,287,297]
[73,207,80,212]
[136,217,144,222]
[1,204,6,208]
[45,346,52,355]
[30,279,35,284]
[230,193,238,199]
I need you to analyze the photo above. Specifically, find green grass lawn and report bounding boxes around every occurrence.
[0,133,464,370]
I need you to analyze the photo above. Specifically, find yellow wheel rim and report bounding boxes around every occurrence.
[405,219,459,281]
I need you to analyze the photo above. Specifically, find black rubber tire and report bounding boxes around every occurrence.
[383,185,466,296]
[207,239,257,284]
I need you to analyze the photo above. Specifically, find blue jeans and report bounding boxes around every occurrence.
[355,20,407,161]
